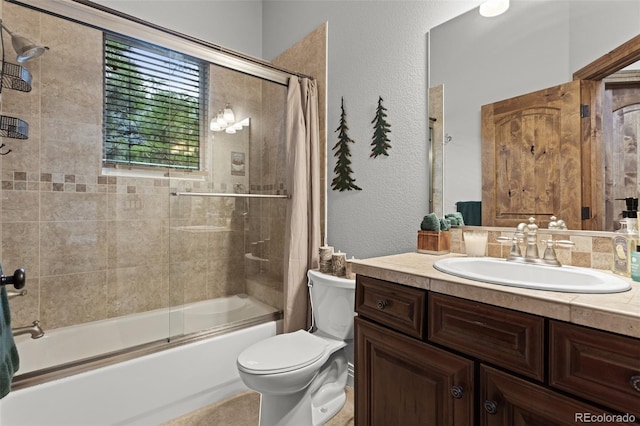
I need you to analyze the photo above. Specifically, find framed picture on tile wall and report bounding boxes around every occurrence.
[231,152,245,176]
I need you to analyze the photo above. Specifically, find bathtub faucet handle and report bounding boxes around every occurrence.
[1,268,26,289]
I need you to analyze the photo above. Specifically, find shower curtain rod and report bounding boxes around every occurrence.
[171,192,290,199]
[65,0,316,82]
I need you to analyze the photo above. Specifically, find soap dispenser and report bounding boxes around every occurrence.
[612,212,639,277]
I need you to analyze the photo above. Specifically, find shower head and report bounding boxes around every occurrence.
[0,20,48,63]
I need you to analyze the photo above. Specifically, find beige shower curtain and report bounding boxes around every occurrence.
[283,76,321,333]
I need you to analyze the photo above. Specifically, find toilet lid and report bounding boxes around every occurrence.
[237,330,328,375]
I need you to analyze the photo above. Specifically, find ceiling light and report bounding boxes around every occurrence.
[479,0,509,17]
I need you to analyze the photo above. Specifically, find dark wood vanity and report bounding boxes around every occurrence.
[354,270,640,425]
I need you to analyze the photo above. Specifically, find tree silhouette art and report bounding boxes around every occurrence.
[370,96,391,158]
[332,97,362,191]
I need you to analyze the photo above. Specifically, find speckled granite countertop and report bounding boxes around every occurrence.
[351,252,640,339]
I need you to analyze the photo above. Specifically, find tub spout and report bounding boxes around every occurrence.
[12,320,44,339]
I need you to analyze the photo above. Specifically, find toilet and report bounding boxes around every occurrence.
[237,269,356,426]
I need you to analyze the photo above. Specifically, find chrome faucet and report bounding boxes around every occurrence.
[12,320,44,339]
[497,217,574,266]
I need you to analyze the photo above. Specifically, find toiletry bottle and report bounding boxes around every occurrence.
[612,215,639,277]
[631,245,640,282]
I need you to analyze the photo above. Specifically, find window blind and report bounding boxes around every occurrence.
[103,34,205,170]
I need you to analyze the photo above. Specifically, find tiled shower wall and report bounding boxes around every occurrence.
[0,3,286,332]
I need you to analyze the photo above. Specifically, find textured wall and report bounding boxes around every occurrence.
[262,1,484,259]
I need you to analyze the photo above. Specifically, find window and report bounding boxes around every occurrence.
[103,34,206,170]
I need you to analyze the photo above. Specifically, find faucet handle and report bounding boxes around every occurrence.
[547,239,575,248]
[1,268,26,290]
[496,235,523,244]
[496,236,524,259]
[541,239,575,266]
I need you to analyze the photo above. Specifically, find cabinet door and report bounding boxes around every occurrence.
[549,320,640,417]
[480,365,636,426]
[355,317,473,426]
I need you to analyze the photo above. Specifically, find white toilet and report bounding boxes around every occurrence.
[237,269,356,426]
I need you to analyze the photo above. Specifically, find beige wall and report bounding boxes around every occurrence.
[0,3,287,331]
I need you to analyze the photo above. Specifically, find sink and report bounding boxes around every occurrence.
[433,257,631,293]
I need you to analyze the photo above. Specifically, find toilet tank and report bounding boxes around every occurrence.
[308,269,356,340]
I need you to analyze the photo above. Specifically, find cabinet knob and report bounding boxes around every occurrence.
[376,299,388,310]
[483,400,498,415]
[631,375,640,392]
[450,385,464,399]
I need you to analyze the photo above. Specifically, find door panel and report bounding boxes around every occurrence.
[482,80,585,229]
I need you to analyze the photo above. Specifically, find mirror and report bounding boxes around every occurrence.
[429,0,640,231]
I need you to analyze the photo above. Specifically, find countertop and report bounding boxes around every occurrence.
[351,252,640,339]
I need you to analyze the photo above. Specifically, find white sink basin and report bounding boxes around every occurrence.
[433,257,631,293]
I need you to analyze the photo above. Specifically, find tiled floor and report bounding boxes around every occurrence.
[163,387,354,426]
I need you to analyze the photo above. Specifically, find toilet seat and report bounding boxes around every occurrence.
[237,330,328,375]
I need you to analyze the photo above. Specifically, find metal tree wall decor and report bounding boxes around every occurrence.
[332,97,362,191]
[370,96,391,158]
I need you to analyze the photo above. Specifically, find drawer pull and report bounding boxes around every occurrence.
[483,400,498,415]
[631,375,640,392]
[450,385,464,399]
[376,299,388,310]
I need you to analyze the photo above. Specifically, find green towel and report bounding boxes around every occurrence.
[456,201,482,226]
[0,276,20,399]
[420,213,441,231]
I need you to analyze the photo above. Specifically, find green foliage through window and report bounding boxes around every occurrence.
[103,34,205,170]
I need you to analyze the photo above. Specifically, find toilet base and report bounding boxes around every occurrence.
[258,350,348,426]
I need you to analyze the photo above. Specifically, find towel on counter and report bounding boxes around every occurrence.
[0,274,20,399]
[456,201,482,226]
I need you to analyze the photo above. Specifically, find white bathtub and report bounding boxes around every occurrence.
[0,297,279,426]
[14,294,277,375]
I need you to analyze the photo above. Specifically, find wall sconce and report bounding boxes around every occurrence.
[479,0,509,17]
[0,19,48,63]
[209,104,249,134]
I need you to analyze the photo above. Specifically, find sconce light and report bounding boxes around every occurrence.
[210,105,249,134]
[0,19,48,63]
[479,0,509,17]
[222,104,235,124]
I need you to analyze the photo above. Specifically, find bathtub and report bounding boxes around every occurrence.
[15,294,278,375]
[0,296,280,425]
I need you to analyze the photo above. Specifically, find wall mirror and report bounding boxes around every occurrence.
[429,0,640,231]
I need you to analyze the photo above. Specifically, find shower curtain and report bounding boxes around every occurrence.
[283,76,321,333]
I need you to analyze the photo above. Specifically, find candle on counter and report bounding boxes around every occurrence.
[463,231,488,257]
[345,256,356,280]
[319,245,334,273]
[332,251,346,277]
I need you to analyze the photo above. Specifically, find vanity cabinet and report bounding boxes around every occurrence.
[355,317,474,426]
[354,275,639,426]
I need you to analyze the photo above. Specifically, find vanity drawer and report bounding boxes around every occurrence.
[428,293,544,381]
[549,321,640,417]
[355,275,426,339]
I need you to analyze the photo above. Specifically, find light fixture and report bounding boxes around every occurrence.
[222,104,235,124]
[210,106,248,134]
[0,19,48,63]
[479,0,509,17]
[216,110,227,127]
